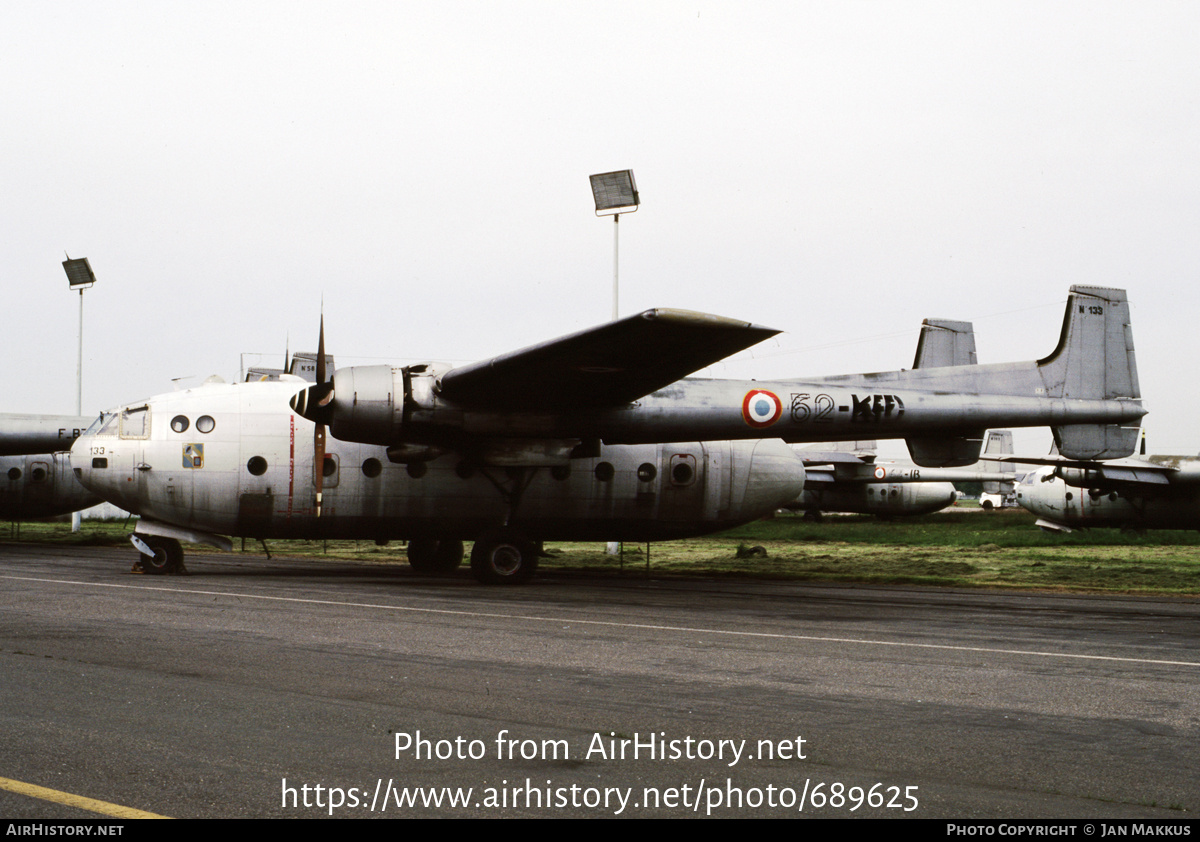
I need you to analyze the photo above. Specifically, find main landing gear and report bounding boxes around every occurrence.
[469,527,539,585]
[407,531,538,584]
[406,539,465,575]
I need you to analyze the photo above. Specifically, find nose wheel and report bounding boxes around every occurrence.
[470,528,538,585]
[135,535,184,575]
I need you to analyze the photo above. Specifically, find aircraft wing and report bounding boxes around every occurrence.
[436,308,779,410]
[999,456,1173,486]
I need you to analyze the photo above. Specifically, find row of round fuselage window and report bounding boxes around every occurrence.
[171,415,215,434]
[6,467,47,482]
[240,457,674,483]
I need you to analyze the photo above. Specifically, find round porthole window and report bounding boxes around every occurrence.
[196,415,216,433]
[637,463,657,482]
[247,456,268,476]
[171,415,189,433]
[594,462,615,482]
[362,458,382,478]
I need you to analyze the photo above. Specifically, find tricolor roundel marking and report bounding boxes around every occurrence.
[742,389,783,428]
[874,466,886,480]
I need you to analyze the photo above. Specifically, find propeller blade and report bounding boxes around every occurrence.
[289,314,335,424]
[316,314,326,386]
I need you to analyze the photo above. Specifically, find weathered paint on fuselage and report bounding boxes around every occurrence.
[71,380,805,542]
[1017,465,1200,530]
[792,482,958,517]
[0,452,102,519]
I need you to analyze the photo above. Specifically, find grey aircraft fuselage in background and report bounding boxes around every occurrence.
[1017,453,1200,531]
[0,414,100,520]
[71,285,1144,584]
[788,431,1018,519]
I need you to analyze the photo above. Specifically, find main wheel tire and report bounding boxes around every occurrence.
[407,539,465,575]
[981,499,994,511]
[470,529,538,585]
[139,536,183,575]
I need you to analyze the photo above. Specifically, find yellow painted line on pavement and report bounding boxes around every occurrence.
[0,776,170,819]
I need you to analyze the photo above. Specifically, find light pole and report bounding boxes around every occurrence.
[589,171,639,556]
[589,170,639,320]
[62,256,96,533]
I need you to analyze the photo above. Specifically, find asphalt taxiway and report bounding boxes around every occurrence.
[0,543,1196,818]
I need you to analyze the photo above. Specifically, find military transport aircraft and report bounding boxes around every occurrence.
[1013,436,1200,532]
[0,414,100,520]
[787,431,1017,520]
[0,452,101,519]
[70,285,1144,584]
[0,413,90,456]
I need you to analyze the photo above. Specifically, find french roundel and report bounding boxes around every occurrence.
[741,389,782,428]
[874,466,886,480]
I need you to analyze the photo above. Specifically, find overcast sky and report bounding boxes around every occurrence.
[4,2,1197,458]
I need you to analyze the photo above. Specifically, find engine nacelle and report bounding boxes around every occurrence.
[319,363,460,446]
[324,364,405,444]
[1055,467,1105,489]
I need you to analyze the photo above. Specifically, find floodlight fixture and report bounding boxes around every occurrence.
[589,170,639,216]
[62,254,98,534]
[62,256,96,289]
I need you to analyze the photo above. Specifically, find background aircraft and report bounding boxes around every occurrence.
[73,286,1142,584]
[0,452,101,520]
[0,414,100,521]
[1014,435,1200,531]
[787,431,1017,520]
[0,413,90,456]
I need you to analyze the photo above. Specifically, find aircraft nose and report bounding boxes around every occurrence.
[68,435,91,487]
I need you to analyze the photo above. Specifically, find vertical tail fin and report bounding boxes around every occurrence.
[913,319,978,369]
[1038,286,1142,459]
[979,430,1013,494]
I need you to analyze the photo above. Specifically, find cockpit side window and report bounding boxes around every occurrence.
[120,406,150,439]
[89,412,119,437]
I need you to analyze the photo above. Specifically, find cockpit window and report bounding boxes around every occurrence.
[120,406,150,439]
[88,412,119,437]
